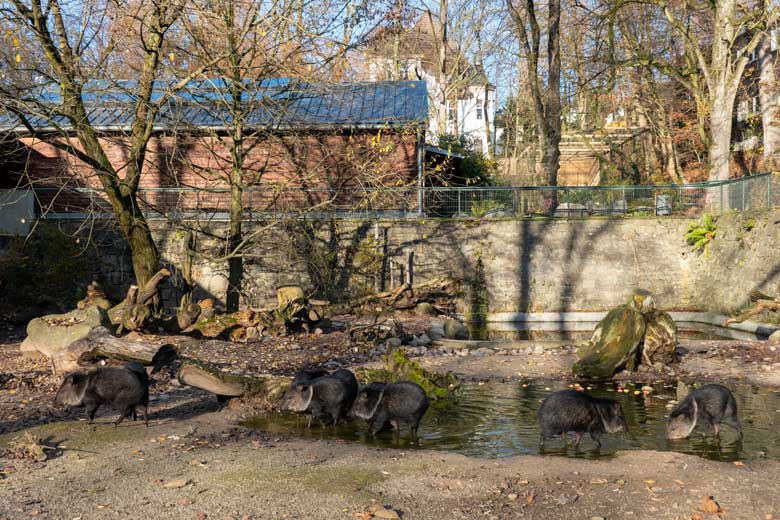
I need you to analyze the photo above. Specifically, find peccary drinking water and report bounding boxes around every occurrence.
[538,390,628,447]
[350,381,430,436]
[280,368,358,427]
[666,383,742,440]
[55,366,149,426]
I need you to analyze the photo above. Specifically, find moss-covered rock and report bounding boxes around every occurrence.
[573,304,646,380]
[360,348,460,400]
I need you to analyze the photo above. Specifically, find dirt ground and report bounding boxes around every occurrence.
[2,324,780,519]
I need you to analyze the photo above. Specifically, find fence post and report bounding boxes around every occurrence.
[742,180,746,211]
[405,251,414,286]
[457,190,462,216]
[719,183,724,214]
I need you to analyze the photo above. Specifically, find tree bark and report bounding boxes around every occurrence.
[109,268,172,324]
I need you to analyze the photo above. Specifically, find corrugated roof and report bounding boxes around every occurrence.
[0,79,428,132]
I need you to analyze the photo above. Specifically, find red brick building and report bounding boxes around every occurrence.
[1,80,430,215]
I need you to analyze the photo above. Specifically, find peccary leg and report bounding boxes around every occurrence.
[713,423,721,437]
[114,407,133,427]
[589,432,602,448]
[370,410,389,436]
[140,405,149,427]
[723,417,743,439]
[574,432,582,446]
[86,404,101,423]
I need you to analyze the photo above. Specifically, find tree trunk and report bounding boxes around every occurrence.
[708,95,735,182]
[758,25,780,161]
[543,0,562,188]
[436,1,448,138]
[483,84,493,160]
[108,268,172,324]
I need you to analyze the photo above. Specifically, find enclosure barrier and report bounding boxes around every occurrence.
[14,172,780,221]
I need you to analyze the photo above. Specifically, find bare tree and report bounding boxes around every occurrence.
[757,13,780,161]
[0,0,204,286]
[660,0,779,180]
[506,0,562,187]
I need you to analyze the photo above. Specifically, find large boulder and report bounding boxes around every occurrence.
[443,318,469,340]
[20,306,112,359]
[573,303,646,379]
[642,310,678,366]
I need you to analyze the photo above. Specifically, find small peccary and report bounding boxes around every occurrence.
[280,368,357,427]
[55,367,149,426]
[123,362,150,423]
[350,381,429,436]
[538,390,628,447]
[666,383,742,439]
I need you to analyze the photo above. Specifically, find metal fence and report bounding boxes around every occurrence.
[19,172,780,221]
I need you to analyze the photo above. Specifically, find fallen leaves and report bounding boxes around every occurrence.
[700,496,722,514]
[161,479,191,489]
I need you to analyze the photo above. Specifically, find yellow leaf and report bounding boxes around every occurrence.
[15,54,21,63]
[12,37,19,47]
[168,53,175,62]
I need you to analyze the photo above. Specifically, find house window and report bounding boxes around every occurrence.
[752,96,759,114]
[737,99,749,122]
[448,106,456,121]
[476,99,483,119]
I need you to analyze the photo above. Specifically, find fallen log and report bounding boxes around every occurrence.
[725,290,780,325]
[177,358,284,400]
[52,326,178,373]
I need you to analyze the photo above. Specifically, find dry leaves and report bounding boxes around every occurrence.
[699,496,724,515]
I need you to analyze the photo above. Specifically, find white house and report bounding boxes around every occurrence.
[360,17,496,156]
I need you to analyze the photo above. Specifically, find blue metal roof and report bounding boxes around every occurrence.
[0,79,428,132]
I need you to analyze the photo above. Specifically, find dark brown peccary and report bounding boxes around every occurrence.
[54,367,149,426]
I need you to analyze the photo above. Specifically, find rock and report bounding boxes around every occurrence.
[410,334,431,347]
[443,318,469,340]
[676,380,690,400]
[573,302,646,379]
[414,302,437,316]
[533,345,545,355]
[386,337,402,349]
[428,323,445,341]
[245,326,259,341]
[20,306,112,359]
[769,330,780,343]
[642,310,678,365]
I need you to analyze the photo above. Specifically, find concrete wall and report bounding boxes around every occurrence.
[65,208,780,315]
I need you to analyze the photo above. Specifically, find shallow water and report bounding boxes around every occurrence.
[244,380,780,461]
[467,321,765,342]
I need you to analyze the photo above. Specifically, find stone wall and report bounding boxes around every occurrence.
[35,208,780,315]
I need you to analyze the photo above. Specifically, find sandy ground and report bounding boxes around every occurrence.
[2,328,780,519]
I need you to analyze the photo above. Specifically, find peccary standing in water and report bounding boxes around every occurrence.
[280,368,358,427]
[666,384,742,440]
[350,381,429,436]
[538,390,628,447]
[55,366,149,426]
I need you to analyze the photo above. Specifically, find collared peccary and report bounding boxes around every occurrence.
[55,366,149,426]
[350,381,429,436]
[666,383,742,439]
[280,368,358,427]
[291,369,329,385]
[538,390,628,447]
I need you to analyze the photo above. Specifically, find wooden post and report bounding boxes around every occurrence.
[405,251,414,286]
[389,259,395,289]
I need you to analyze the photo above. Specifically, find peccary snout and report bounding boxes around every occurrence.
[54,366,149,426]
[666,383,742,440]
[538,390,628,447]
